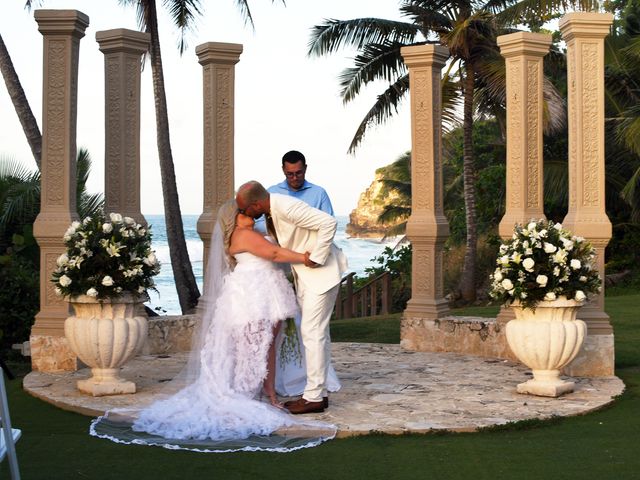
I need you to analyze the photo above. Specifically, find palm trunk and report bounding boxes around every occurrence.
[459,63,477,302]
[0,33,42,169]
[146,0,200,313]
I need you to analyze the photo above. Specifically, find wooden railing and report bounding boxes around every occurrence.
[333,272,392,319]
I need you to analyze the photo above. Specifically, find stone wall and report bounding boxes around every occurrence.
[143,314,199,355]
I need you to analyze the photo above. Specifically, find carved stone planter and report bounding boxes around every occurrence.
[64,294,148,396]
[506,297,586,397]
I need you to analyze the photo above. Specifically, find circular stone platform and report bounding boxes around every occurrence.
[23,343,625,437]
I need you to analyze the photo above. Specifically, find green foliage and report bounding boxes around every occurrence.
[0,243,38,352]
[363,244,412,312]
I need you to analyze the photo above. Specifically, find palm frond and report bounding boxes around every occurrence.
[339,41,407,104]
[163,0,203,54]
[347,75,409,153]
[308,18,419,57]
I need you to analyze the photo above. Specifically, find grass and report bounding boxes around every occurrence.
[2,294,640,479]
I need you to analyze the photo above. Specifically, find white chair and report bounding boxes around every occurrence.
[0,372,21,480]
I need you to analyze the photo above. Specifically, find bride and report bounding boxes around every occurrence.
[90,200,336,452]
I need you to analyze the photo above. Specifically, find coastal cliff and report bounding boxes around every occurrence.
[346,172,402,238]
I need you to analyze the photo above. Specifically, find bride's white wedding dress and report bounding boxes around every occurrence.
[90,250,336,452]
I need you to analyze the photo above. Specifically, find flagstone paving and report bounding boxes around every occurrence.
[23,343,624,438]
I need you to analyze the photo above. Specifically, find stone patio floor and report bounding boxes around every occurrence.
[23,343,625,438]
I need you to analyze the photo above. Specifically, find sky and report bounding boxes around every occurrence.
[0,0,413,215]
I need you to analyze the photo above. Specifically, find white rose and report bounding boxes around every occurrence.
[59,275,72,287]
[570,259,581,270]
[56,253,69,267]
[527,222,537,231]
[137,286,145,293]
[554,223,563,230]
[109,213,123,223]
[64,225,76,238]
[71,221,81,230]
[544,292,557,301]
[124,216,135,225]
[102,223,113,234]
[561,238,574,251]
[543,242,557,253]
[579,276,587,282]
[86,288,99,297]
[493,269,503,282]
[575,290,586,301]
[536,275,548,287]
[54,287,62,296]
[522,258,535,272]
[101,276,114,287]
[144,253,158,267]
[501,279,514,291]
[539,229,548,238]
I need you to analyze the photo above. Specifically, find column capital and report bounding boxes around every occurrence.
[34,9,89,38]
[401,44,449,68]
[559,12,614,41]
[196,42,243,65]
[497,32,552,57]
[96,28,150,55]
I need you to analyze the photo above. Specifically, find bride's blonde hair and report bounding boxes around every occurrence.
[216,199,239,269]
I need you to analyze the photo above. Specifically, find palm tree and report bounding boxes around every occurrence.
[0,33,42,168]
[308,0,591,301]
[0,149,103,253]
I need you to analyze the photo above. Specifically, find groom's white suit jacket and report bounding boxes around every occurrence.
[269,193,348,294]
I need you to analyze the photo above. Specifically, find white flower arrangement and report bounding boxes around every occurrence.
[489,219,601,309]
[52,212,160,300]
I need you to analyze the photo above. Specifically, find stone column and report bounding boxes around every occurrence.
[96,29,150,227]
[560,12,615,376]
[496,32,552,324]
[195,42,242,274]
[400,45,450,350]
[31,10,89,372]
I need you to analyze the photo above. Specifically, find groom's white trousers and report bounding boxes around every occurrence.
[297,282,340,403]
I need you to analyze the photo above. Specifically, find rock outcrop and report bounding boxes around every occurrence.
[346,172,403,238]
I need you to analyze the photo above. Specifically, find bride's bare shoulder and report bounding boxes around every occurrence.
[229,228,270,254]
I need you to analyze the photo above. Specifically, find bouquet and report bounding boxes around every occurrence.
[489,219,601,309]
[52,212,160,300]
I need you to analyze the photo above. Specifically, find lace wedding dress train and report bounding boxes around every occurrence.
[90,251,337,452]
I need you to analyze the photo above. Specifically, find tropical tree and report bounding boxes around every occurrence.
[0,33,42,168]
[308,0,591,302]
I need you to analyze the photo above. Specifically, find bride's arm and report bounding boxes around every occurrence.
[231,229,307,264]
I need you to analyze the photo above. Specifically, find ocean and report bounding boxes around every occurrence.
[145,214,397,314]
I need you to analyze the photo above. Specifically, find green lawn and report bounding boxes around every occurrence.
[2,295,639,479]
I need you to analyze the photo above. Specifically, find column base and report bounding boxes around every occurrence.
[30,334,77,373]
[564,333,615,377]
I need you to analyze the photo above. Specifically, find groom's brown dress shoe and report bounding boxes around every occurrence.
[284,398,325,414]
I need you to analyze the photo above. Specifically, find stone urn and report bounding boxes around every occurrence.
[64,294,148,396]
[506,297,586,397]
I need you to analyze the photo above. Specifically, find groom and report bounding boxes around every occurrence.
[236,181,347,414]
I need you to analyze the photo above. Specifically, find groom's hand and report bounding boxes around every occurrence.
[304,252,319,268]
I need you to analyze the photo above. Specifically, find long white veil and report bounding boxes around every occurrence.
[89,201,337,452]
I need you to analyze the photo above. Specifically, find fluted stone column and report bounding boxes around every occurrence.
[496,32,552,324]
[96,29,150,227]
[195,42,242,275]
[400,45,450,350]
[31,10,89,372]
[560,12,615,376]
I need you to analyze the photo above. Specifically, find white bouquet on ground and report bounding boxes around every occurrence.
[489,219,601,310]
[52,212,160,300]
